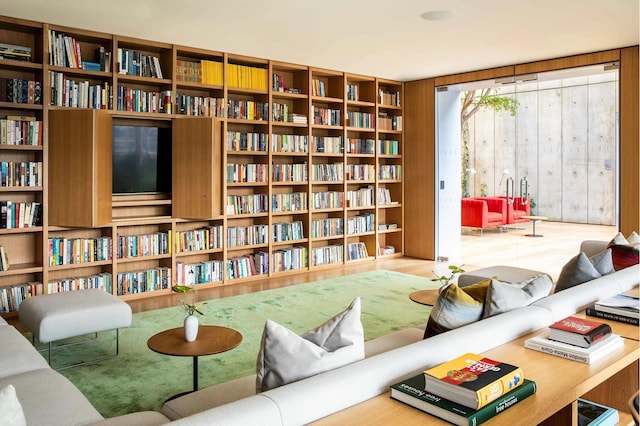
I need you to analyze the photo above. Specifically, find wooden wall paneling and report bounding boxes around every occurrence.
[587,79,617,225]
[619,46,639,235]
[561,84,589,223]
[403,79,435,259]
[434,65,515,87]
[537,87,563,219]
[515,49,621,75]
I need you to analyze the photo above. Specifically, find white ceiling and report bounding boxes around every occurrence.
[1,0,638,81]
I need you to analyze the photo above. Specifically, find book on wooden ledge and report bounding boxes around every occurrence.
[548,316,612,348]
[423,353,524,410]
[577,398,619,426]
[594,293,640,319]
[391,374,537,426]
[524,332,624,364]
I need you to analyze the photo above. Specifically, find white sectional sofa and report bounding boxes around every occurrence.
[1,240,637,425]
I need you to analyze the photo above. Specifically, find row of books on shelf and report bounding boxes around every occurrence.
[272,134,308,153]
[116,48,164,78]
[226,252,269,279]
[273,162,308,182]
[0,117,42,146]
[311,218,343,238]
[116,232,171,258]
[176,94,224,117]
[0,161,42,187]
[116,267,171,296]
[48,236,112,266]
[227,131,269,152]
[227,99,268,120]
[175,226,223,253]
[313,107,341,126]
[175,59,223,85]
[176,260,223,285]
[0,282,42,313]
[227,224,268,247]
[227,63,268,90]
[0,42,31,62]
[0,78,42,104]
[272,246,308,272]
[271,192,307,212]
[0,201,42,229]
[116,86,172,114]
[49,71,112,109]
[346,242,369,260]
[346,213,374,234]
[346,111,375,129]
[311,244,344,266]
[378,112,403,131]
[49,273,112,294]
[272,221,304,242]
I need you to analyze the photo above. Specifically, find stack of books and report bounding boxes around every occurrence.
[391,353,536,425]
[0,42,31,62]
[586,292,639,325]
[525,316,624,364]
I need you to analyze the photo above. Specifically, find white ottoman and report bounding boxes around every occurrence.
[458,265,550,287]
[19,289,132,369]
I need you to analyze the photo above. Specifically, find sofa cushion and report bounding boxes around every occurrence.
[423,278,491,338]
[608,231,640,271]
[0,325,50,379]
[256,297,364,392]
[0,369,103,426]
[0,384,26,426]
[555,251,613,292]
[483,274,554,318]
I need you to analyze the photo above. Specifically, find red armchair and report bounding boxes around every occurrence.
[498,196,531,224]
[461,197,507,232]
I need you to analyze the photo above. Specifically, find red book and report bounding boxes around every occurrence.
[548,316,611,348]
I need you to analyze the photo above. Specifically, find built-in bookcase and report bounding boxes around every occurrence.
[0,14,403,316]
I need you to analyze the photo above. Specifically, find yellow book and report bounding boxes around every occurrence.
[423,353,524,410]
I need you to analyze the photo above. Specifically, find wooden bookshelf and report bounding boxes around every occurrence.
[0,14,404,314]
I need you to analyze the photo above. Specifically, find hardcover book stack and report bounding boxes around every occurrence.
[0,42,31,62]
[391,353,536,425]
[524,316,624,364]
[586,293,640,325]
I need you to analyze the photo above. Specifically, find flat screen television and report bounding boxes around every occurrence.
[112,125,172,195]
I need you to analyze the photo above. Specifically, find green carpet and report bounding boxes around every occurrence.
[45,270,437,418]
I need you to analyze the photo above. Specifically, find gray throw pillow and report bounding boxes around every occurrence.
[589,248,615,275]
[256,297,364,392]
[483,274,554,318]
[555,251,607,292]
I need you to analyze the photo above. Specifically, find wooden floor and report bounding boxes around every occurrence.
[126,221,617,314]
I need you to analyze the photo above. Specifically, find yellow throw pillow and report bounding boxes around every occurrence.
[423,278,491,338]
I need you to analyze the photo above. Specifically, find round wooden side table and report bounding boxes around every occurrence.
[147,325,242,397]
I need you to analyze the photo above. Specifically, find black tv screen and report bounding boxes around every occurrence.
[112,125,172,194]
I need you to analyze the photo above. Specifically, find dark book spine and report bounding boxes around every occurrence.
[586,306,639,326]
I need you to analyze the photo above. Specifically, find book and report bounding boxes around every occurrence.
[423,353,524,409]
[577,398,619,426]
[0,245,8,271]
[524,332,624,364]
[548,316,612,348]
[391,374,537,426]
[586,305,639,325]
[594,294,640,319]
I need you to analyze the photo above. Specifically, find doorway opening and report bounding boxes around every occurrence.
[435,63,620,267]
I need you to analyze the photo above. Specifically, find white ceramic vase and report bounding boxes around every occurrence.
[184,314,199,342]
